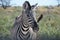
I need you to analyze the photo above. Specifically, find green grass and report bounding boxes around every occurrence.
[0,6,60,40]
[37,13,60,40]
[0,7,22,40]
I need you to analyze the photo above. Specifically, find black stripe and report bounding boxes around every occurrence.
[28,19,32,22]
[21,26,29,31]
[19,29,30,39]
[23,23,28,28]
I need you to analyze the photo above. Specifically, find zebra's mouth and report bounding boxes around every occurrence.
[32,26,39,32]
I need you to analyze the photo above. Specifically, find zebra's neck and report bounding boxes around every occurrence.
[16,21,30,40]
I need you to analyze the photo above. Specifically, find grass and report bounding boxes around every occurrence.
[0,6,60,40]
[0,7,22,40]
[37,13,60,40]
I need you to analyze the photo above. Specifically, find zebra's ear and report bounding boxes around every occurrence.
[31,3,38,9]
[23,1,31,10]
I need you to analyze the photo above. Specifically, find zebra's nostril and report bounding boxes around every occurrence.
[32,26,39,32]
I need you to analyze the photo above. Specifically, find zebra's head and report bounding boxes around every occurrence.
[23,1,43,31]
[22,1,39,32]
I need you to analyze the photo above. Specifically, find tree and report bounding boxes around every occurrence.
[0,0,11,9]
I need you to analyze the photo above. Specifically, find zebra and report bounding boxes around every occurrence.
[11,1,43,40]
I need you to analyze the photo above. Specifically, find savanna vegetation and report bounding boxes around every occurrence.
[0,6,60,40]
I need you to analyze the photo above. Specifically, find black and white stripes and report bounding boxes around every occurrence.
[11,1,41,40]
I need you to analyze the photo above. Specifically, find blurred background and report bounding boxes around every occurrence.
[0,0,60,40]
